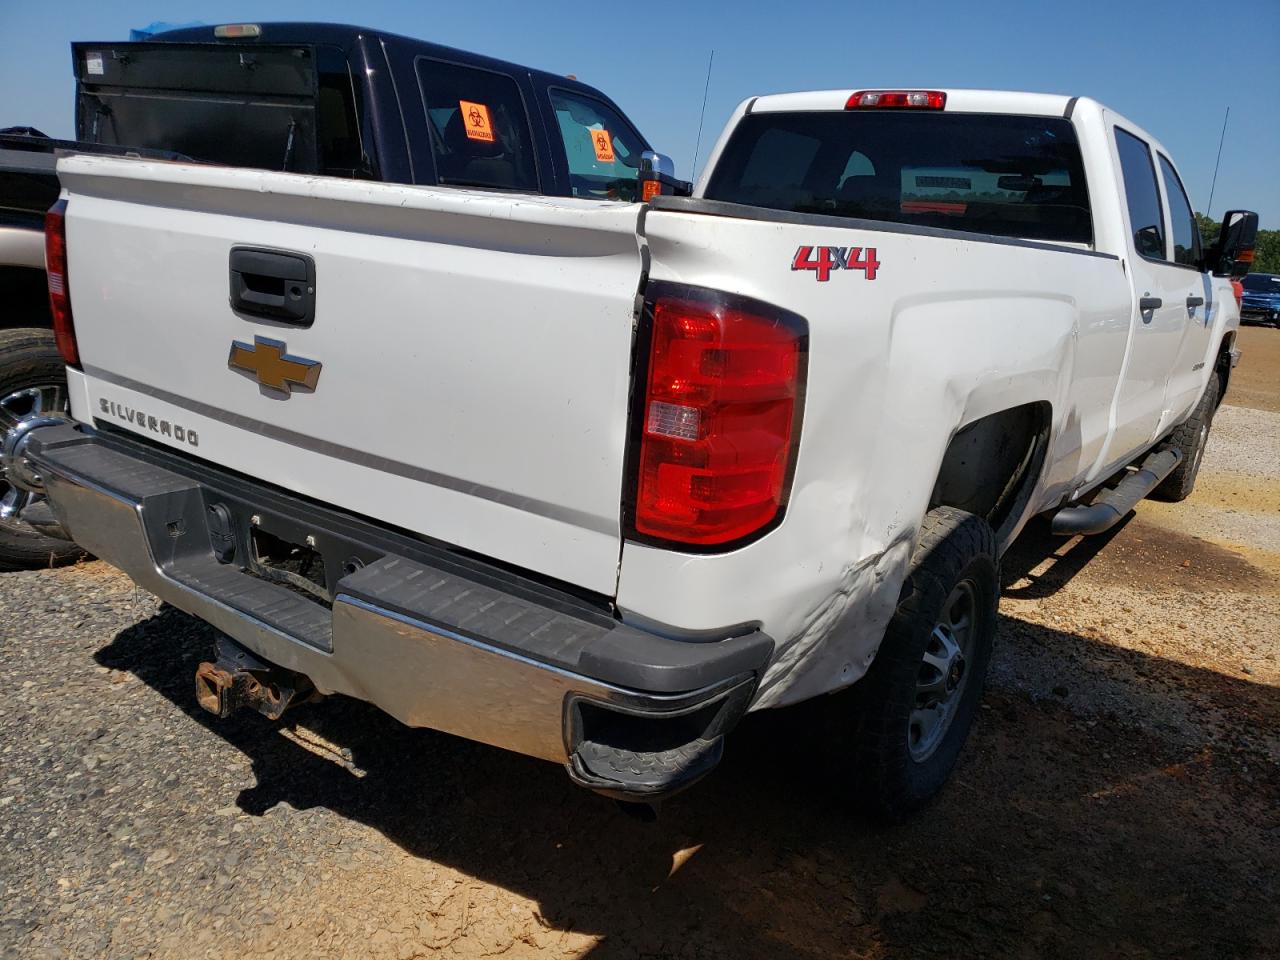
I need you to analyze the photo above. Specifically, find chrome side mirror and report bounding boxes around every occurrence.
[640,150,676,179]
[638,151,691,199]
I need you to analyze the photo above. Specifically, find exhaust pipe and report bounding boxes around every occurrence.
[195,636,318,720]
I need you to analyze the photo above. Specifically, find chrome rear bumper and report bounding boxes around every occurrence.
[27,423,770,799]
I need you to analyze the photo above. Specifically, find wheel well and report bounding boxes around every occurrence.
[1215,331,1234,407]
[0,266,52,331]
[929,402,1051,544]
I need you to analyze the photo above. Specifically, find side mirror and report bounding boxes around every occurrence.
[638,150,692,201]
[639,150,675,179]
[1212,209,1259,277]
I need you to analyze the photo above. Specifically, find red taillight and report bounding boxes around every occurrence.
[1231,279,1244,310]
[44,198,79,366]
[630,286,806,547]
[845,90,946,110]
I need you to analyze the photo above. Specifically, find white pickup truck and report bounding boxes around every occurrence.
[8,88,1259,815]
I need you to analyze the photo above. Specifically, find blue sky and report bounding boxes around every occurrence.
[3,0,1277,226]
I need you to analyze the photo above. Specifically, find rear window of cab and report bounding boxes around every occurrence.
[704,111,1093,245]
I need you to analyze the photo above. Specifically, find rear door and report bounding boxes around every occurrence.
[1104,124,1188,463]
[1154,151,1214,419]
[58,154,645,596]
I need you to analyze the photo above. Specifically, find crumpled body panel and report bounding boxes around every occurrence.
[619,203,1134,707]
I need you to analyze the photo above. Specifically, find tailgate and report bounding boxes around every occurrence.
[57,155,644,595]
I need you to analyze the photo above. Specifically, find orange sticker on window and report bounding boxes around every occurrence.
[459,101,495,142]
[589,128,615,162]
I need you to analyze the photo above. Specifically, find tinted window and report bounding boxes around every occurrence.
[549,89,646,200]
[1115,129,1165,259]
[416,59,538,192]
[738,127,822,190]
[704,112,1092,244]
[316,46,369,178]
[1157,154,1200,267]
[78,45,320,174]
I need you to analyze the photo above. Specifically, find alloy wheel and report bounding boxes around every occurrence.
[0,382,65,524]
[909,579,978,762]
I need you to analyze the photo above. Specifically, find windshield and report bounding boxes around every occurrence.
[704,111,1092,245]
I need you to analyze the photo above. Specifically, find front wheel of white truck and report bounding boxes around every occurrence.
[1151,372,1219,503]
[843,506,998,819]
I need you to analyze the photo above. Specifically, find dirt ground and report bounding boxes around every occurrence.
[1,329,1277,960]
[1230,326,1280,413]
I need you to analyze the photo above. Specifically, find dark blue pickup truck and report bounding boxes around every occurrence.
[1241,272,1280,326]
[73,22,670,200]
[1,22,675,568]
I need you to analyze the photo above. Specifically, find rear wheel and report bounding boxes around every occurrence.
[1152,372,1219,503]
[0,328,83,571]
[842,506,999,818]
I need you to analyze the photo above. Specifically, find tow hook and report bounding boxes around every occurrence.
[194,636,319,720]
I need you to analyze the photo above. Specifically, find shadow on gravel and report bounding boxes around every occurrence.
[1001,515,1132,598]
[92,598,1279,960]
[1004,511,1273,599]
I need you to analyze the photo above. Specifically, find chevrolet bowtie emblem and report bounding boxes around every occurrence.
[227,336,321,396]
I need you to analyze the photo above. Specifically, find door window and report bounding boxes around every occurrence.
[1115,128,1165,259]
[549,89,647,200]
[415,59,538,192]
[1157,154,1202,268]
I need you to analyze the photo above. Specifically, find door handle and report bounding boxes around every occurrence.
[1186,295,1205,309]
[229,246,316,326]
[1139,296,1162,312]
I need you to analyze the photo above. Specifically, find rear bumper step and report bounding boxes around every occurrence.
[25,422,772,801]
[1051,446,1182,536]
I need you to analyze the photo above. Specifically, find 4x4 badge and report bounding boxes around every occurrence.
[227,336,321,396]
[792,245,880,282]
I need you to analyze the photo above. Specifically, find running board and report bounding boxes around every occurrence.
[1051,447,1182,536]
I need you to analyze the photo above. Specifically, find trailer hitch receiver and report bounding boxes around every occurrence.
[195,636,317,720]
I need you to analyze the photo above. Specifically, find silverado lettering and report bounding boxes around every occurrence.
[98,397,198,446]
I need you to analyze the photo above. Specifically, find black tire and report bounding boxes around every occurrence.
[0,328,84,571]
[1151,372,1219,503]
[844,506,999,819]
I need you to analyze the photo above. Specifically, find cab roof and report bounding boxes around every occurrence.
[147,21,621,108]
[747,89,1076,117]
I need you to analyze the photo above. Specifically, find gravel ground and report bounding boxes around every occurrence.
[2,344,1277,959]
